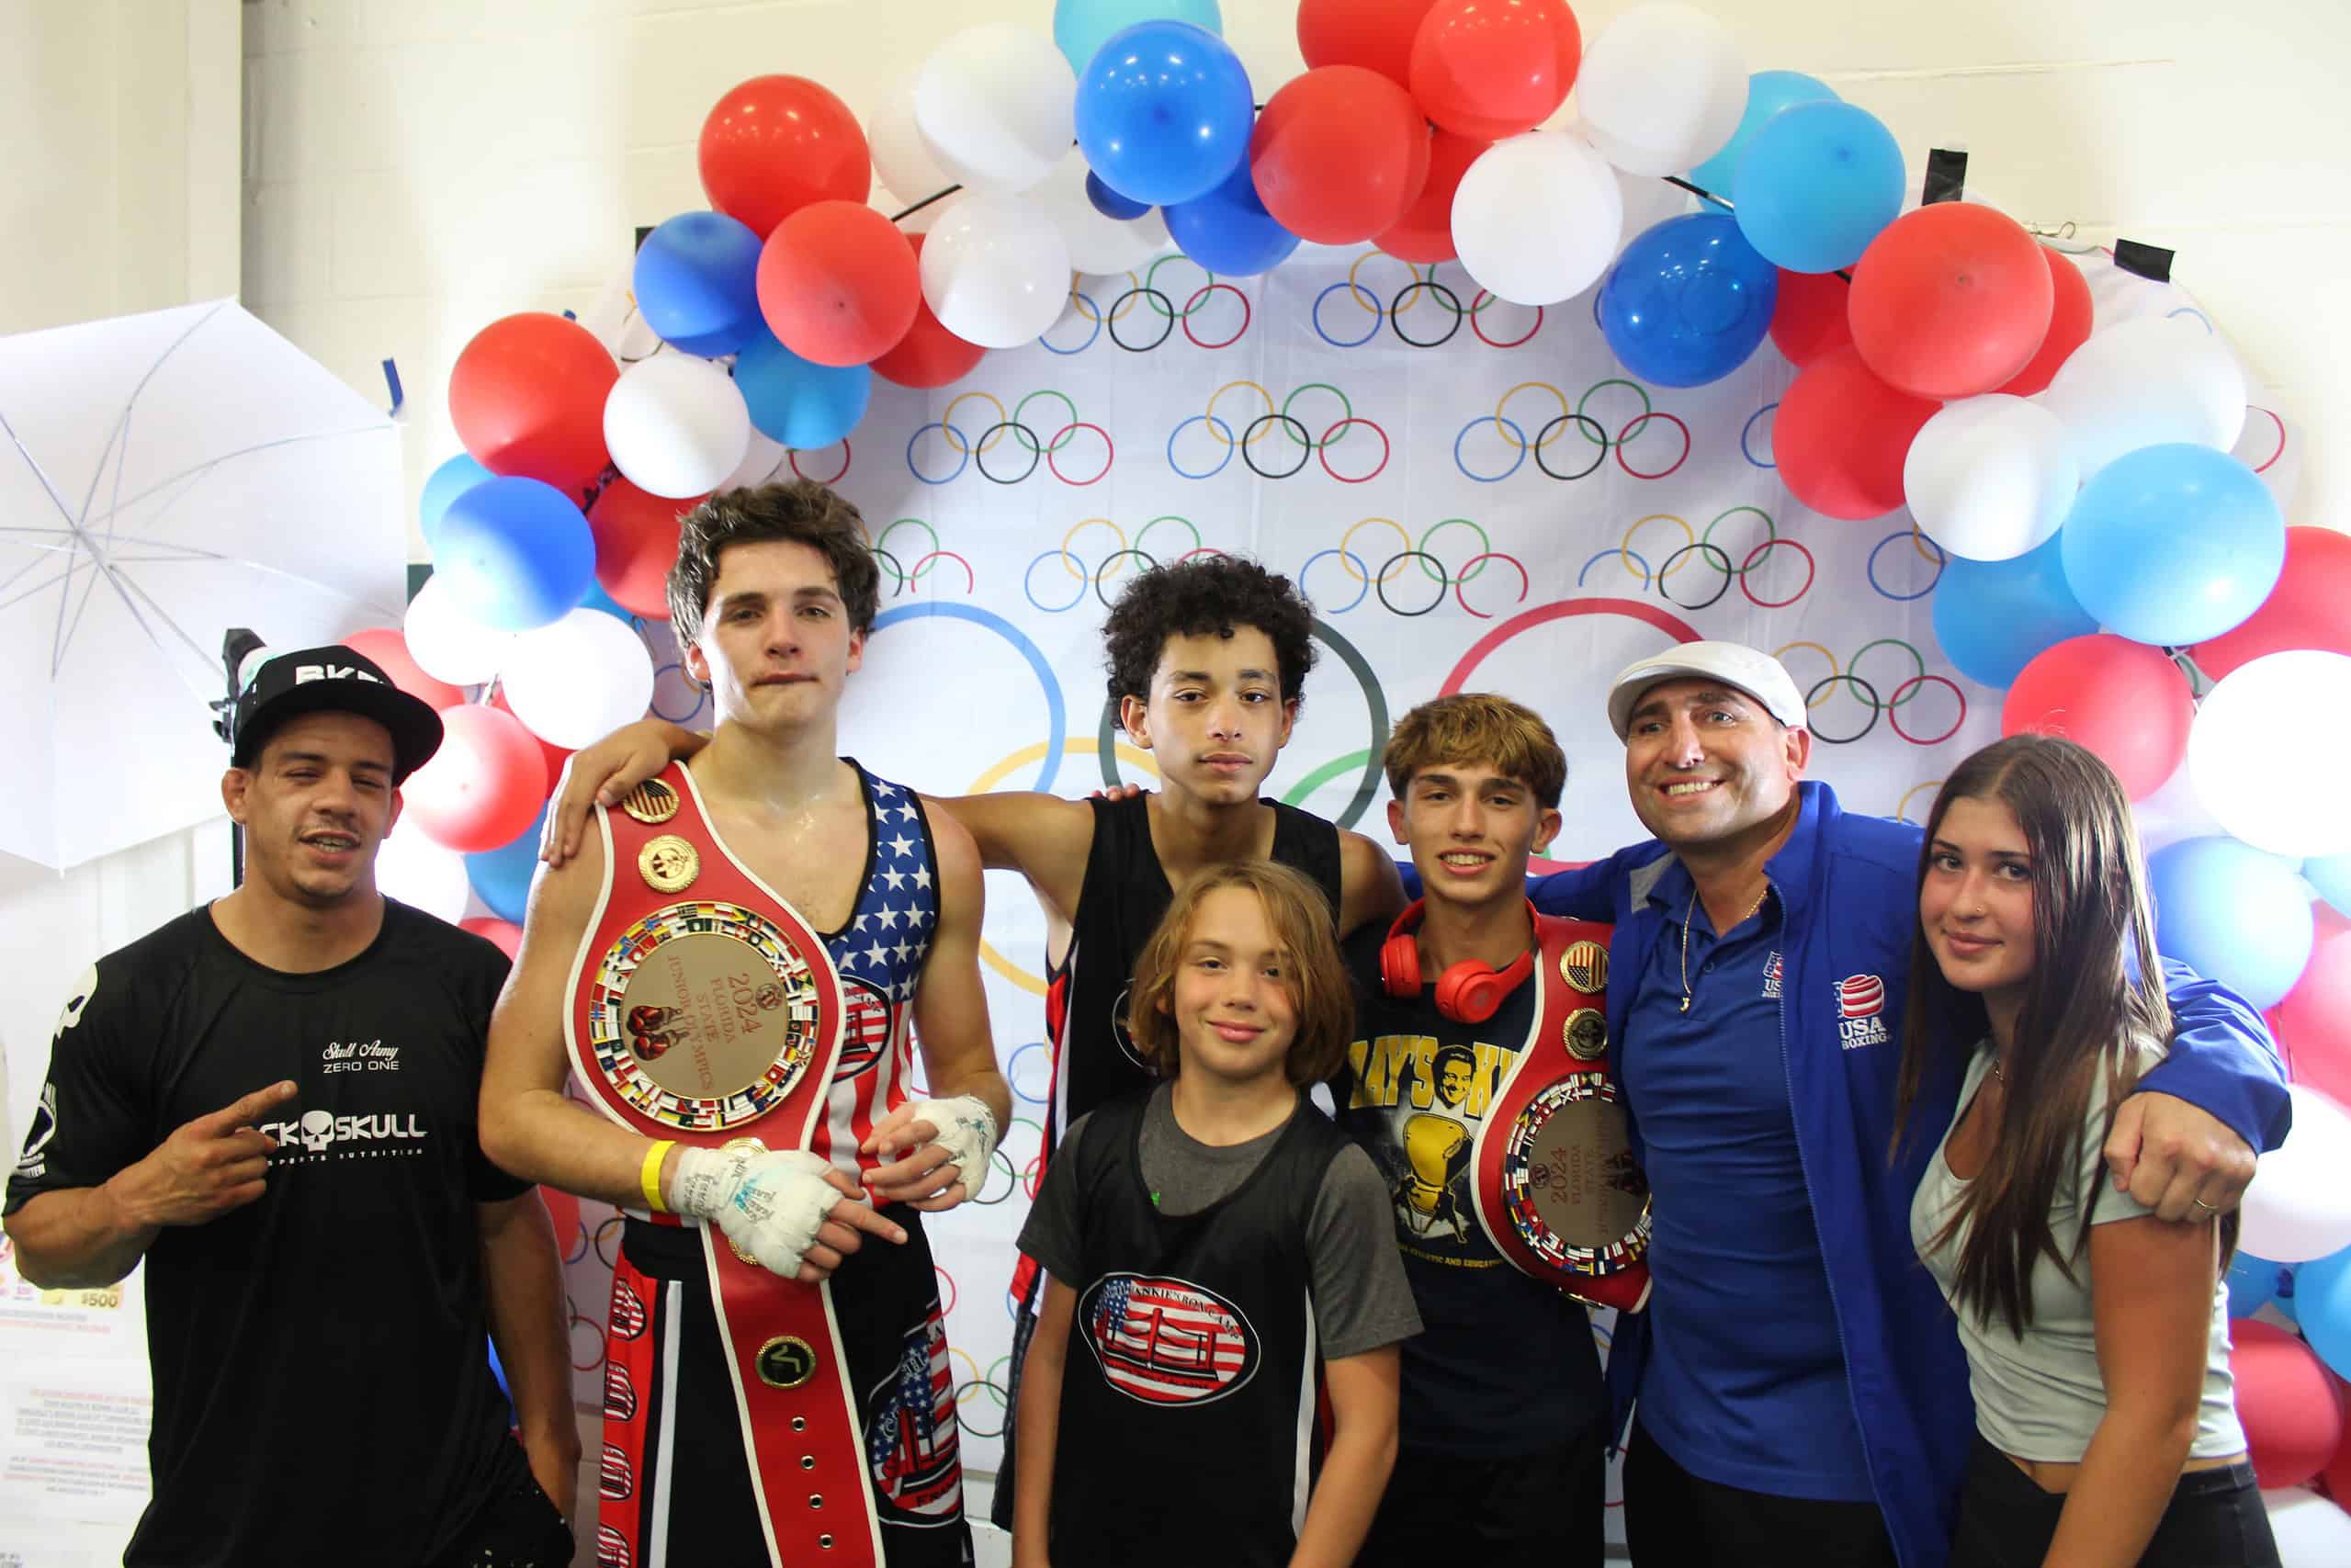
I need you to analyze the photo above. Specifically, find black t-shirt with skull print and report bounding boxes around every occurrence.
[5,898,529,1566]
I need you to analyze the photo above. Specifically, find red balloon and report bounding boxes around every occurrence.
[1250,67,1433,246]
[2324,1373,2351,1504]
[1994,245,2092,397]
[871,235,989,389]
[2276,909,2351,1111]
[697,75,870,240]
[400,704,549,853]
[2232,1318,2345,1490]
[1848,204,2055,399]
[589,479,697,622]
[487,685,573,796]
[446,313,617,497]
[1769,268,1853,367]
[460,916,524,959]
[1376,130,1488,265]
[1409,0,1582,141]
[2000,635,2195,799]
[344,626,466,712]
[1298,0,1441,86]
[2193,526,2351,681]
[1774,344,1938,520]
[756,201,922,368]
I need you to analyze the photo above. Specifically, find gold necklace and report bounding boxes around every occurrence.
[1679,883,1771,1012]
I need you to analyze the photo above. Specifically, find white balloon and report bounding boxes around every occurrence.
[501,609,657,750]
[2041,315,2249,479]
[2264,1487,2351,1567]
[920,194,1074,348]
[913,24,1076,197]
[1452,133,1624,306]
[376,823,474,923]
[2238,1085,2351,1262]
[869,73,954,207]
[1034,148,1169,276]
[2189,651,2351,859]
[403,573,514,686]
[1903,396,2080,561]
[604,354,751,499]
[723,428,787,491]
[1577,3,1750,177]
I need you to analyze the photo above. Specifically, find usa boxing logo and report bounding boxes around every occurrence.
[1079,1273,1260,1406]
[1837,975,1890,1050]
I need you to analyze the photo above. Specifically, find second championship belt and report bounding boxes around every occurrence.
[567,763,882,1567]
[1468,916,1654,1314]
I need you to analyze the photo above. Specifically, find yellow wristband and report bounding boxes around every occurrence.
[639,1140,674,1213]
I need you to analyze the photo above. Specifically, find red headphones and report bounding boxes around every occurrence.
[1379,898,1537,1024]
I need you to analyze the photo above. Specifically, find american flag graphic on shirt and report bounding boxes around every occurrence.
[1079,1272,1261,1406]
[865,1307,962,1521]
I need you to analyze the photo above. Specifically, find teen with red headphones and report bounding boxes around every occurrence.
[1335,694,1640,1568]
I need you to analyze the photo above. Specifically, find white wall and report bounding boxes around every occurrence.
[237,0,2351,551]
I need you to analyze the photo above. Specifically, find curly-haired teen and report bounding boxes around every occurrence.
[1012,863,1419,1568]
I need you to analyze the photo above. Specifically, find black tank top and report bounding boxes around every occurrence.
[1049,1089,1351,1566]
[1044,794,1342,1148]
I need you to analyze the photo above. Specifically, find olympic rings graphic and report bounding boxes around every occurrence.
[1167,380,1388,480]
[648,661,708,726]
[1804,672,1884,746]
[1006,1042,1052,1104]
[569,1312,607,1373]
[968,1147,1020,1207]
[1448,380,1688,481]
[1887,674,1967,745]
[1312,280,1385,349]
[872,602,1067,794]
[1454,416,1528,483]
[1895,778,1947,826]
[1440,597,1705,699]
[1094,615,1392,829]
[2244,406,2287,474]
[1771,645,1969,749]
[1741,403,1777,468]
[1042,286,1104,355]
[902,388,1113,486]
[1298,520,1532,623]
[1299,548,1373,615]
[1390,276,1466,348]
[787,441,851,486]
[1867,527,1947,602]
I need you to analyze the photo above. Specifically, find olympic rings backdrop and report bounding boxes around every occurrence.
[548,241,2300,1481]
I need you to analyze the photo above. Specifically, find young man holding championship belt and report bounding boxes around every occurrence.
[480,480,1010,1568]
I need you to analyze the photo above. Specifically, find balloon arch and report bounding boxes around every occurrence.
[367,0,2351,1544]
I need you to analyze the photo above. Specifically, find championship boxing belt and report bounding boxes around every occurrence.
[1468,915,1655,1314]
[565,763,883,1568]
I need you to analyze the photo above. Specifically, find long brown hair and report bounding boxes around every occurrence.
[1125,861,1353,1088]
[1893,734,2176,1337]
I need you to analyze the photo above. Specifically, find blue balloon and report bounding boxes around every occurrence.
[1086,170,1153,221]
[2227,1249,2285,1319]
[1734,100,1905,274]
[2305,852,2351,919]
[2297,1246,2351,1382]
[465,804,548,925]
[421,454,493,550]
[578,576,635,625]
[1055,0,1223,78]
[1932,535,2100,690]
[733,329,870,450]
[2149,837,2317,1010]
[1599,213,1779,389]
[1163,156,1299,276]
[1690,70,1839,196]
[434,477,595,631]
[633,211,765,358]
[2061,444,2287,648]
[1074,20,1253,208]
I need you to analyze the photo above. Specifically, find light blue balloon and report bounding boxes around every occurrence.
[465,804,548,925]
[2305,852,2351,919]
[1164,156,1298,276]
[421,453,493,550]
[2297,1246,2351,1382]
[1074,19,1253,208]
[2061,444,2287,648]
[1734,100,1905,274]
[633,211,764,358]
[1055,0,1222,79]
[2226,1249,2284,1319]
[1599,213,1779,388]
[434,477,595,631]
[733,328,871,450]
[1932,534,2100,690]
[2149,836,2317,1011]
[1690,71,1839,196]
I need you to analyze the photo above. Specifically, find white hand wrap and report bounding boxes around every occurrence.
[903,1095,1000,1192]
[671,1145,842,1280]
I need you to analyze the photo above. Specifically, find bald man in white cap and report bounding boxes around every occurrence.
[1523,641,2287,1568]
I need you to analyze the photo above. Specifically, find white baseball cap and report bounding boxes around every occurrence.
[1606,641,1809,740]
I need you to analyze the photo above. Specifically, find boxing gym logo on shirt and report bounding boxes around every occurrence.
[1836,975,1890,1049]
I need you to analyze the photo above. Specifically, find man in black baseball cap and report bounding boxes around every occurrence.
[4,642,582,1565]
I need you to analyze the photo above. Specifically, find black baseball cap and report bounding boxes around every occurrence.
[229,645,446,784]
